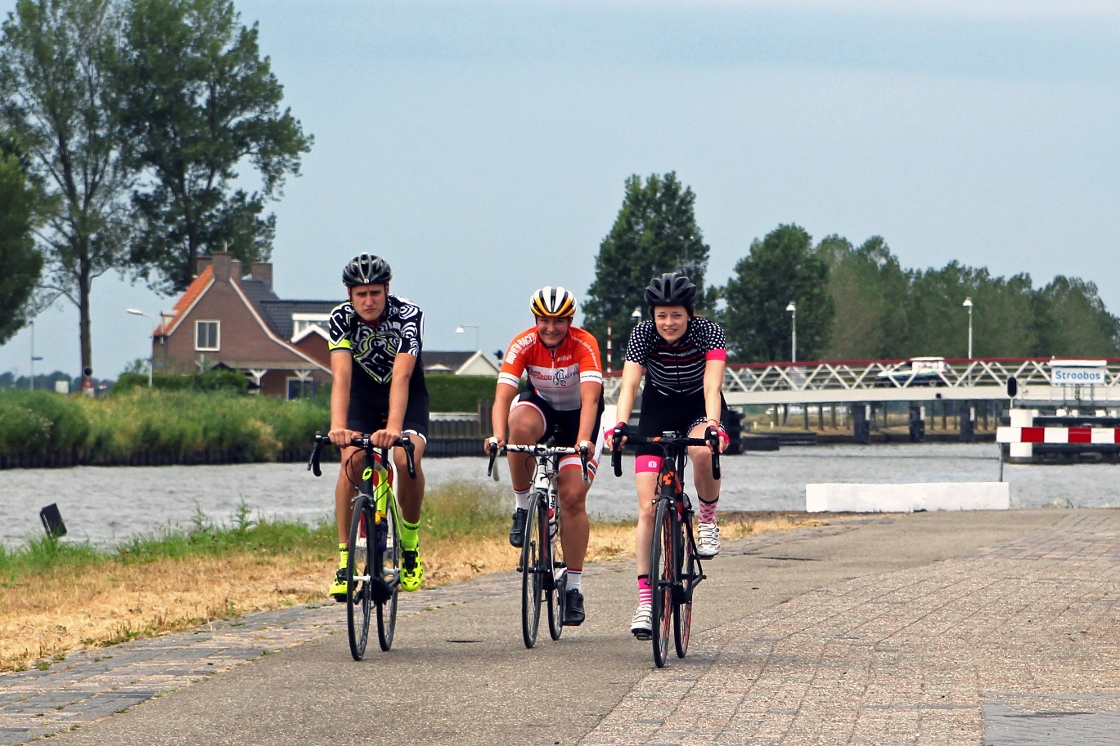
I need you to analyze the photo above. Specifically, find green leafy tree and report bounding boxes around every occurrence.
[0,149,42,345]
[583,172,711,358]
[118,0,313,294]
[722,224,834,362]
[0,0,132,380]
[1033,276,1120,358]
[821,234,909,360]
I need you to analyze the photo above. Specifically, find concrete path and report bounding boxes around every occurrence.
[7,509,1120,744]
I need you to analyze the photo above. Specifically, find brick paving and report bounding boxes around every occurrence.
[0,520,863,745]
[583,513,1120,745]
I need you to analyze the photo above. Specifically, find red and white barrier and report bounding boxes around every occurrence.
[996,426,1120,444]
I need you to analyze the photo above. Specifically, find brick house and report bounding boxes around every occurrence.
[152,253,334,397]
[152,253,500,398]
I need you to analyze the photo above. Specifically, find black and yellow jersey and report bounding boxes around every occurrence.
[328,296,427,408]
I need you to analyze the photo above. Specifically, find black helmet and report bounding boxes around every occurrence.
[342,253,392,287]
[645,273,697,309]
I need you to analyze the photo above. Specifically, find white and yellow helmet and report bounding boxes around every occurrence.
[530,286,577,318]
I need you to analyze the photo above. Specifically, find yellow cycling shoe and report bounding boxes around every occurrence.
[400,549,424,592]
[329,566,348,602]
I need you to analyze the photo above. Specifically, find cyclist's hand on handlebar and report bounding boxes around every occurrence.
[705,425,729,454]
[484,436,505,455]
[328,427,361,447]
[372,427,402,449]
[578,439,593,455]
[609,421,629,449]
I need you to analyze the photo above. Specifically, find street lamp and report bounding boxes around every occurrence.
[455,324,480,351]
[786,302,797,363]
[962,297,973,359]
[631,307,642,321]
[29,320,43,391]
[127,308,157,388]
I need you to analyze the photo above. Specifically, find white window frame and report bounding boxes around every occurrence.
[286,377,314,400]
[195,320,221,351]
[291,313,331,340]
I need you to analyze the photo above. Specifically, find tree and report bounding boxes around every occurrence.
[722,224,834,362]
[0,0,132,382]
[821,234,908,360]
[583,172,711,354]
[0,149,41,345]
[118,0,312,294]
[1033,276,1120,358]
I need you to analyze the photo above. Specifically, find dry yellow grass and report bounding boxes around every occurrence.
[0,512,826,672]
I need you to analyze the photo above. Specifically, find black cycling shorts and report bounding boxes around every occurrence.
[512,388,604,448]
[347,391,430,442]
[636,388,727,457]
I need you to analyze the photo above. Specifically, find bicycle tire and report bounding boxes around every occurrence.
[376,492,400,652]
[346,494,374,661]
[649,498,674,668]
[546,487,565,641]
[520,496,543,649]
[674,512,696,659]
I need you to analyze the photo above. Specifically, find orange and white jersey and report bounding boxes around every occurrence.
[498,326,603,411]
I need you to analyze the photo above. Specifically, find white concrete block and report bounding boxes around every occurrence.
[806,482,1010,513]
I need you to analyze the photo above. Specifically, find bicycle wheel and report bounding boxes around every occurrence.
[376,492,400,651]
[649,497,674,668]
[346,494,374,661]
[520,496,543,649]
[546,489,565,641]
[674,512,696,659]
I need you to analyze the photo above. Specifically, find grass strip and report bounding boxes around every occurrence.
[0,481,826,672]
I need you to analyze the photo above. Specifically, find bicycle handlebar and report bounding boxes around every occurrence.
[308,431,416,479]
[608,431,721,481]
[486,439,591,486]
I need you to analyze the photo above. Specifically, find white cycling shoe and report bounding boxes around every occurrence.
[697,522,721,558]
[630,604,652,640]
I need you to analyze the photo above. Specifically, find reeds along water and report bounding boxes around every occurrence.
[0,389,329,466]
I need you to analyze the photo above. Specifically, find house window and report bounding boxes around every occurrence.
[291,313,331,340]
[287,378,314,400]
[196,321,220,351]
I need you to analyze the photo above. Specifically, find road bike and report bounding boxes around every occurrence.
[488,439,590,648]
[611,428,721,668]
[309,432,416,660]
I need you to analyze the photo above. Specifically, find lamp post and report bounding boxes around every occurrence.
[455,324,480,351]
[962,297,973,359]
[127,309,157,388]
[29,320,43,391]
[786,302,797,363]
[631,307,642,321]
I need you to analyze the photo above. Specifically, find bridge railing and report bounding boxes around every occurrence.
[603,358,1120,405]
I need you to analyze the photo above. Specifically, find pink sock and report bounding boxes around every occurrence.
[698,497,718,524]
[638,575,652,606]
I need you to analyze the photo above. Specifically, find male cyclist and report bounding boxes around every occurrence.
[484,287,604,626]
[327,253,429,599]
[610,273,729,640]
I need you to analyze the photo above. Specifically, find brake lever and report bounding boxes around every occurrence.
[486,438,501,482]
[308,431,324,477]
[580,444,591,486]
[400,436,416,479]
[707,427,722,481]
[611,433,623,477]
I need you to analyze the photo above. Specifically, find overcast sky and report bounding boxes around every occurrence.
[2,0,1119,378]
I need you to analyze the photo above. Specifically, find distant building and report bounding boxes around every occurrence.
[152,253,334,398]
[423,350,500,377]
[152,253,499,397]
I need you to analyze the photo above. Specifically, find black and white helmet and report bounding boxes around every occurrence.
[342,253,392,287]
[645,272,697,309]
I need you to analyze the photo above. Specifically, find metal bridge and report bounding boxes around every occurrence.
[603,358,1120,407]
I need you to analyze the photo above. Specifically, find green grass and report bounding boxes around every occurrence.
[0,480,508,584]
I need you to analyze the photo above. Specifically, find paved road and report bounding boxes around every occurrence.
[15,508,1120,744]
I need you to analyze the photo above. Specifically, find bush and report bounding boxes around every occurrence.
[0,390,91,455]
[112,368,248,395]
[426,375,497,412]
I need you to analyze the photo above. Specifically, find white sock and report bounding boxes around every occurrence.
[567,570,582,592]
[514,489,530,511]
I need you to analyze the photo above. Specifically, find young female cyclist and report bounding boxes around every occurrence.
[327,253,429,599]
[610,272,729,639]
[484,286,605,625]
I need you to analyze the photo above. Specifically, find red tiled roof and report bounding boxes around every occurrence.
[158,266,212,335]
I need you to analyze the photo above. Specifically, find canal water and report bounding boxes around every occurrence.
[2,443,1118,547]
